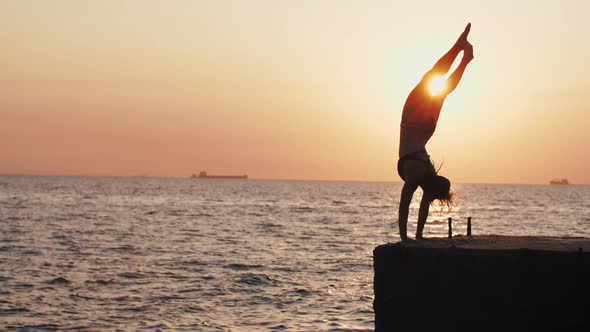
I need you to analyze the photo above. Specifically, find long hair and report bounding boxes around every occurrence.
[422,160,455,213]
[432,191,455,213]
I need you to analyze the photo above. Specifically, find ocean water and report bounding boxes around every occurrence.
[1,176,589,331]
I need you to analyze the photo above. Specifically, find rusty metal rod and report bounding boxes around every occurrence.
[448,217,452,238]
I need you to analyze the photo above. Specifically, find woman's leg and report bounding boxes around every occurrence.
[444,42,473,94]
[428,23,471,76]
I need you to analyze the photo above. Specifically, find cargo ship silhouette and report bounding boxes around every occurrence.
[192,171,248,180]
[549,178,569,185]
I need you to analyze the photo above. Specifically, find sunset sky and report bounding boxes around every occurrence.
[2,0,589,184]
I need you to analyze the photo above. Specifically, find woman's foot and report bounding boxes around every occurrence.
[455,23,471,49]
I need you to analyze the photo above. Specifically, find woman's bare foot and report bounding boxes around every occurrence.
[455,23,471,49]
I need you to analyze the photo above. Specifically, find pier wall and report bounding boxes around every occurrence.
[373,236,590,332]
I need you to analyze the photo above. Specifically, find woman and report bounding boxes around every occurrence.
[397,23,474,241]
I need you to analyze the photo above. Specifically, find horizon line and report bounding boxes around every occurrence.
[0,172,587,186]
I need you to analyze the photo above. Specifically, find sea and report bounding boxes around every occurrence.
[1,176,589,331]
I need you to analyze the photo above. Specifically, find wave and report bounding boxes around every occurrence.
[259,222,283,228]
[117,272,148,279]
[177,259,208,266]
[47,277,71,285]
[84,279,116,285]
[225,263,264,271]
[0,308,30,316]
[291,206,314,213]
[236,273,279,287]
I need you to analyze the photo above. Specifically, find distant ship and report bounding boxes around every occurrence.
[192,171,248,180]
[549,178,570,185]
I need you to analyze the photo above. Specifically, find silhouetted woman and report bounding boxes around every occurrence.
[397,23,474,241]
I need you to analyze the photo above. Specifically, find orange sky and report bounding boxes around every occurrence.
[1,1,589,184]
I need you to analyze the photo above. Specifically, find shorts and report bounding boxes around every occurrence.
[397,150,436,181]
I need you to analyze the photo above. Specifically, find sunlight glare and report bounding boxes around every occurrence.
[429,75,447,96]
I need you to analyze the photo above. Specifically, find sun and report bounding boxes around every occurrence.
[428,75,447,96]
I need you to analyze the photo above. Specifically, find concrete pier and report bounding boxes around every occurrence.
[373,236,590,332]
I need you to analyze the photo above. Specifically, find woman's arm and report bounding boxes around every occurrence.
[397,159,428,241]
[415,192,433,239]
[398,181,418,241]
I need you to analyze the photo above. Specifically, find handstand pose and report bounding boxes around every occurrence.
[397,23,474,241]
